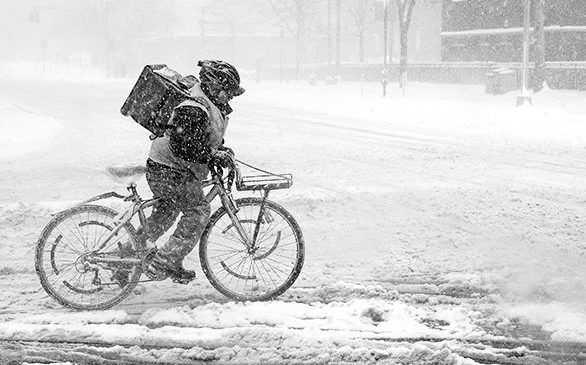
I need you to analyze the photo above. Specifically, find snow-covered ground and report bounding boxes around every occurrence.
[0,70,585,363]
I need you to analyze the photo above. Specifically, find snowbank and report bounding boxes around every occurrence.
[0,298,488,364]
[2,298,485,340]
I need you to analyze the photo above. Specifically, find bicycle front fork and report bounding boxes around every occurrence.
[223,190,272,252]
[251,190,270,249]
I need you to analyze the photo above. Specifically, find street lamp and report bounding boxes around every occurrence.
[380,0,390,97]
[516,0,532,106]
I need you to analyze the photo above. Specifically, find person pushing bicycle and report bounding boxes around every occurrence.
[36,60,303,309]
[123,60,245,285]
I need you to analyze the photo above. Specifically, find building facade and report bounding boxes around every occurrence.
[441,0,586,62]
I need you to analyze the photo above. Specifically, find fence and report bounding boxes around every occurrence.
[263,62,586,90]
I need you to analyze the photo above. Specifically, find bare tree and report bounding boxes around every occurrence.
[70,0,175,75]
[344,0,376,63]
[396,0,416,91]
[532,0,546,92]
[266,0,318,79]
[396,0,440,93]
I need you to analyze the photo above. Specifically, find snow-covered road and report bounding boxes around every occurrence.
[0,76,585,364]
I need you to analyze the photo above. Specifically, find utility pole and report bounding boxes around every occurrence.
[533,0,546,92]
[517,0,532,106]
[328,0,332,71]
[382,0,389,97]
[279,29,284,83]
[336,0,341,74]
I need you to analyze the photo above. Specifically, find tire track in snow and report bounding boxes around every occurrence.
[242,107,460,147]
[3,335,585,365]
[243,105,586,180]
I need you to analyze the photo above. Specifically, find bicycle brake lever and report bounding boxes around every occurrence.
[227,170,235,193]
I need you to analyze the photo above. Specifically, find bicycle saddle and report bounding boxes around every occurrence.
[106,164,146,184]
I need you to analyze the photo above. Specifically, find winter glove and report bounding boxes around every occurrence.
[218,145,234,156]
[213,149,235,168]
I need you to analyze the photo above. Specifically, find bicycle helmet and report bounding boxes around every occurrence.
[198,60,245,96]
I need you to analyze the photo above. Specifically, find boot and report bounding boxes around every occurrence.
[146,251,195,284]
[146,235,196,284]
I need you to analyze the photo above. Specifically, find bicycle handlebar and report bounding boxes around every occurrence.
[208,160,238,193]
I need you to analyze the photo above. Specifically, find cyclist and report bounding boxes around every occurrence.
[118,60,245,285]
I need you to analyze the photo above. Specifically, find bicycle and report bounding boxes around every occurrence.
[34,161,305,310]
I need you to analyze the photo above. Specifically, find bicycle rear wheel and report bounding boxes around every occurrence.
[35,204,142,310]
[199,197,304,301]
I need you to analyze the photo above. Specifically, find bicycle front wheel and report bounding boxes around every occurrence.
[35,204,142,310]
[200,197,304,301]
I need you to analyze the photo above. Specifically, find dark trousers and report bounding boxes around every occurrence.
[144,159,211,263]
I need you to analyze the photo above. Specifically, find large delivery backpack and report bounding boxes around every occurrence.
[121,64,197,139]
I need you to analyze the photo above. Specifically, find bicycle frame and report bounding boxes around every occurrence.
[84,171,255,267]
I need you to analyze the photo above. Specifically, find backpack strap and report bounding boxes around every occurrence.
[169,97,210,126]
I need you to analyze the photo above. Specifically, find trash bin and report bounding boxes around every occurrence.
[486,67,517,95]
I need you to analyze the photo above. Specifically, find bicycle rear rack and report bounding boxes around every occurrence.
[235,173,293,191]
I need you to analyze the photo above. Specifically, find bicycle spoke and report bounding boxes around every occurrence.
[216,253,248,284]
[213,251,245,275]
[266,251,296,261]
[48,265,76,288]
[263,254,294,267]
[255,213,287,244]
[256,229,294,247]
[91,221,113,251]
[256,259,278,290]
[222,224,245,244]
[217,227,248,247]
[261,262,285,288]
[206,240,245,251]
[72,213,89,251]
[268,241,298,248]
[69,272,83,304]
[208,250,246,260]
[44,262,76,278]
[252,260,271,292]
[90,211,111,250]
[225,255,248,288]
[211,250,247,265]
[81,211,91,251]
[261,256,291,276]
[46,237,80,257]
[201,199,303,301]
[243,255,254,293]
[37,205,142,310]
[52,227,85,255]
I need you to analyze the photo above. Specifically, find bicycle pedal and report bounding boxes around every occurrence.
[111,270,130,288]
[169,269,196,284]
[171,276,195,285]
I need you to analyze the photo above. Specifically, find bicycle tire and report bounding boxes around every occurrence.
[35,204,142,310]
[199,197,304,301]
